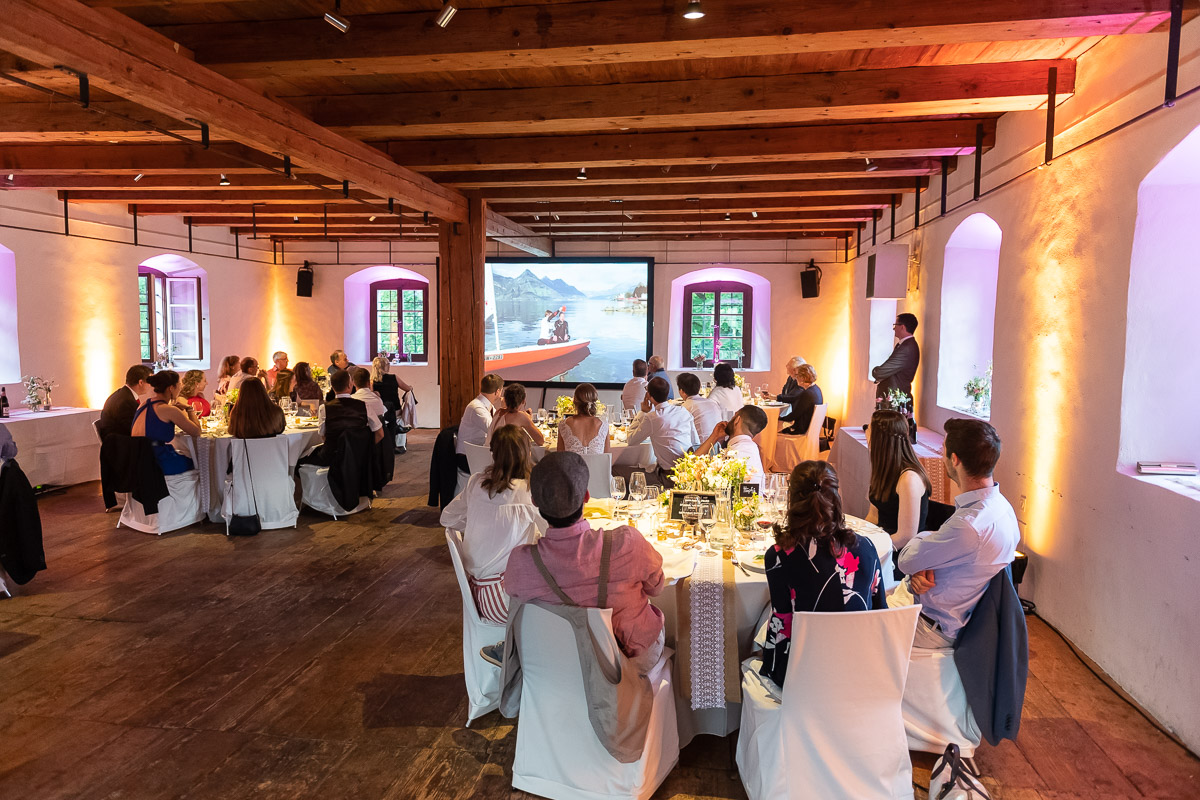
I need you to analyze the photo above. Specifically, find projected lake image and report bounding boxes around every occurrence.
[485,261,650,384]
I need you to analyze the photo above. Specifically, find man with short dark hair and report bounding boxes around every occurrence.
[621,358,649,410]
[504,452,666,674]
[676,372,723,441]
[299,368,379,468]
[695,405,767,484]
[898,418,1018,648]
[457,373,504,455]
[872,313,920,401]
[626,376,699,480]
[98,364,153,439]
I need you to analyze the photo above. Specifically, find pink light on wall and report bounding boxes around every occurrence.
[667,267,771,370]
[0,242,20,384]
[343,265,429,365]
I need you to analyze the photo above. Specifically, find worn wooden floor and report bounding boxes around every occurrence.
[0,430,1195,799]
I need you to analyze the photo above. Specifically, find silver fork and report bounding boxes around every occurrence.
[729,552,750,576]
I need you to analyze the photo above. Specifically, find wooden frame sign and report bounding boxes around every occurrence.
[667,490,719,521]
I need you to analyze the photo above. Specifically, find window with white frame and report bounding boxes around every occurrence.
[138,267,202,363]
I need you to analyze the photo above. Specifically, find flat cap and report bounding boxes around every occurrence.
[530,451,590,518]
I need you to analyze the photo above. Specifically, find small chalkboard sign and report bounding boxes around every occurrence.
[738,482,760,498]
[667,489,719,521]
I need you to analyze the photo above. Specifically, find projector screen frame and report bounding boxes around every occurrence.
[483,256,655,391]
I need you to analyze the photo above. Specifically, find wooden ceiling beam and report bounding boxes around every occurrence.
[0,143,279,174]
[154,0,1178,79]
[0,0,468,222]
[124,202,397,216]
[304,61,1073,139]
[387,119,996,170]
[5,173,358,189]
[0,100,186,137]
[233,226,439,236]
[477,177,927,202]
[482,207,552,256]
[185,216,423,227]
[545,232,849,241]
[58,189,381,203]
[489,196,894,214]
[531,223,863,234]
[508,211,873,225]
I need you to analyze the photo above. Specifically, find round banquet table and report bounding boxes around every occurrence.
[750,402,786,472]
[191,426,322,522]
[534,425,655,469]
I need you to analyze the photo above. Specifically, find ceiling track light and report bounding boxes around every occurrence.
[576,166,588,180]
[751,210,758,218]
[133,173,144,182]
[683,0,705,19]
[218,174,231,186]
[435,1,457,28]
[5,173,14,181]
[324,0,350,32]
[864,157,879,172]
[293,216,300,222]
[369,215,377,222]
[724,212,732,221]
[553,213,561,222]
[534,214,541,221]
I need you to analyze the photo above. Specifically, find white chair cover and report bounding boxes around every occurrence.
[90,419,104,445]
[444,529,505,725]
[613,442,654,468]
[297,464,371,519]
[512,603,679,800]
[0,561,13,598]
[118,438,205,535]
[736,605,920,800]
[463,441,492,475]
[581,452,613,499]
[773,403,828,473]
[902,646,982,758]
[221,437,299,532]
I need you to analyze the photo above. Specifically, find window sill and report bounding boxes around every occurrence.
[938,403,991,421]
[143,358,210,371]
[1117,465,1200,503]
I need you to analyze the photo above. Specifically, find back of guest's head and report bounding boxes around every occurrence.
[351,367,371,389]
[646,376,670,404]
[480,373,503,395]
[147,370,179,393]
[371,355,390,383]
[647,355,664,372]
[240,356,258,374]
[294,361,314,384]
[330,368,352,394]
[896,313,919,335]
[632,358,648,378]
[795,363,817,384]
[229,378,280,438]
[677,372,701,398]
[271,369,294,399]
[774,461,854,554]
[734,405,768,437]
[944,418,1001,478]
[869,410,931,501]
[573,383,598,416]
[787,355,807,371]
[180,369,205,397]
[482,425,534,497]
[218,355,240,379]
[531,451,590,527]
[713,362,736,388]
[125,364,154,387]
[502,383,527,411]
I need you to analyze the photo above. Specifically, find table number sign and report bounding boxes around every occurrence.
[667,489,719,521]
[738,482,759,499]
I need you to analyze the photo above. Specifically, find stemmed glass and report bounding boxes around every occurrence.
[680,494,701,539]
[536,408,547,425]
[697,500,716,553]
[610,475,627,516]
[629,472,647,507]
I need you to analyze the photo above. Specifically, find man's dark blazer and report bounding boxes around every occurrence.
[97,386,138,440]
[872,337,920,399]
[774,376,800,422]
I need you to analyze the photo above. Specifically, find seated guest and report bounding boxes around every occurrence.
[265,351,289,389]
[676,372,723,441]
[489,383,545,447]
[621,358,649,410]
[865,409,931,551]
[778,363,824,436]
[228,378,286,439]
[759,460,887,689]
[329,349,352,376]
[897,419,1018,648]
[269,369,294,405]
[707,362,744,419]
[180,369,211,417]
[131,370,201,475]
[556,383,608,455]
[98,364,153,439]
[646,354,675,400]
[226,356,260,395]
[625,377,699,483]
[457,373,504,467]
[763,355,804,418]
[695,405,767,484]
[350,367,388,438]
[441,425,545,624]
[505,452,666,674]
[371,355,413,412]
[214,355,240,396]
[300,369,380,467]
[292,361,323,406]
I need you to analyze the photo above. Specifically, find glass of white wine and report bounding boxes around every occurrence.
[610,475,627,517]
[629,471,647,506]
[697,500,716,554]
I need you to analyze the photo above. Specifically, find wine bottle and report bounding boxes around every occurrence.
[0,386,8,418]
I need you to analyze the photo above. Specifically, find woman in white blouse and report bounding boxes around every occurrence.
[556,382,611,455]
[440,425,545,624]
[707,362,745,419]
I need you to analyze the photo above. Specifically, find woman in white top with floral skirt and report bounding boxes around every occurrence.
[556,382,612,455]
[440,425,546,624]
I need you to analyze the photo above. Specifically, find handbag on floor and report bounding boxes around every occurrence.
[928,743,991,800]
[227,440,261,536]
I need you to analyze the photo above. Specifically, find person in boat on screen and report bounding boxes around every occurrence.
[537,308,566,346]
[553,305,570,342]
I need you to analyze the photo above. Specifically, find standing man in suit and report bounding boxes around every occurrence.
[873,313,920,400]
[97,365,153,439]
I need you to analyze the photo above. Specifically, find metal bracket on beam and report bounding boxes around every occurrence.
[186,217,193,252]
[1166,0,1184,106]
[323,203,329,238]
[62,191,70,236]
[973,123,984,201]
[283,155,292,178]
[234,231,239,260]
[342,180,350,198]
[200,123,209,150]
[913,176,922,228]
[423,211,430,226]
[890,194,897,241]
[1044,66,1058,166]
[940,157,949,216]
[78,72,89,109]
[388,198,395,214]
[132,204,138,246]
[871,210,877,246]
[251,204,258,239]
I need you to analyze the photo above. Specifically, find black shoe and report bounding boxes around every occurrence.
[394,446,406,455]
[480,641,504,667]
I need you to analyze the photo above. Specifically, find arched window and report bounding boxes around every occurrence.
[936,213,1002,418]
[0,242,19,383]
[138,254,206,365]
[683,280,753,368]
[371,278,429,363]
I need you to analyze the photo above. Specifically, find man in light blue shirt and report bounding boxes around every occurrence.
[898,418,1019,647]
[646,355,675,401]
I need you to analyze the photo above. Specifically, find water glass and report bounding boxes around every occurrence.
[610,475,627,515]
[629,471,647,505]
[698,500,716,553]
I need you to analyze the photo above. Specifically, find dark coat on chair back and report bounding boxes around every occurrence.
[872,337,921,399]
[428,425,460,509]
[328,426,377,512]
[0,459,46,585]
[99,434,169,514]
[98,386,138,440]
[954,566,1028,746]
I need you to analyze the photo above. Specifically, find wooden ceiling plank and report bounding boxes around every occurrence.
[507,211,873,224]
[477,177,927,202]
[489,196,895,214]
[482,207,551,256]
[0,142,278,173]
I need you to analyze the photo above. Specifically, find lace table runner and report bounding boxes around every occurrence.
[679,552,740,710]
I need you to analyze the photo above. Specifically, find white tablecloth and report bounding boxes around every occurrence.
[192,428,322,522]
[829,426,958,518]
[0,407,101,487]
[751,403,785,472]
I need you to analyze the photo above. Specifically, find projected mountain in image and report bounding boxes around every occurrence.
[493,269,646,302]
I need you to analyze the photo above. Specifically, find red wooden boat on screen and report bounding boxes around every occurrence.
[484,338,591,370]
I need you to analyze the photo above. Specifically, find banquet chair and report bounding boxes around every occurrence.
[221,436,300,532]
[902,643,981,758]
[511,603,679,800]
[773,403,827,473]
[581,452,613,499]
[463,441,492,475]
[445,529,504,725]
[298,465,371,519]
[91,419,104,445]
[118,437,205,535]
[736,605,920,800]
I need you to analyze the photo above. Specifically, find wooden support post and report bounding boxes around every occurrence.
[438,195,487,427]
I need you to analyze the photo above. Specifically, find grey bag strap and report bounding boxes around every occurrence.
[531,544,577,607]
[529,528,614,608]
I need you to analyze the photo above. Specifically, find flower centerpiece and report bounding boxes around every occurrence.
[669,450,757,528]
[152,344,177,371]
[22,375,57,411]
[555,394,575,417]
[734,374,746,389]
[311,365,329,392]
[223,387,240,417]
[880,387,912,413]
[964,362,992,416]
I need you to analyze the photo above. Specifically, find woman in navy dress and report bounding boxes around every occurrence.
[131,370,202,475]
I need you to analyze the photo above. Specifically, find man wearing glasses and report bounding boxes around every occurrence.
[872,313,921,402]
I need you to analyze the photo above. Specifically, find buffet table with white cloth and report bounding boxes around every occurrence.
[192,425,322,522]
[828,426,958,518]
[0,407,101,487]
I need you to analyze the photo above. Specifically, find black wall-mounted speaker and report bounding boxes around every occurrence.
[296,261,314,297]
[800,268,820,298]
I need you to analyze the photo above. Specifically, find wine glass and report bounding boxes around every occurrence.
[536,408,547,425]
[610,475,626,516]
[680,494,701,539]
[697,500,716,553]
[629,472,647,506]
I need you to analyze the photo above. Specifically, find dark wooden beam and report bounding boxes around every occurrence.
[125,202,393,216]
[489,196,895,215]
[477,177,928,202]
[509,211,873,224]
[530,222,863,234]
[0,142,278,173]
[6,173,343,189]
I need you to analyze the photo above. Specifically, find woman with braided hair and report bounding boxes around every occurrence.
[758,460,887,690]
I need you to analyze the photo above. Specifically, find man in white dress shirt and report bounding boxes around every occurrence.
[695,405,767,484]
[621,359,649,410]
[350,367,388,429]
[457,373,504,457]
[625,377,699,483]
[676,372,724,441]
